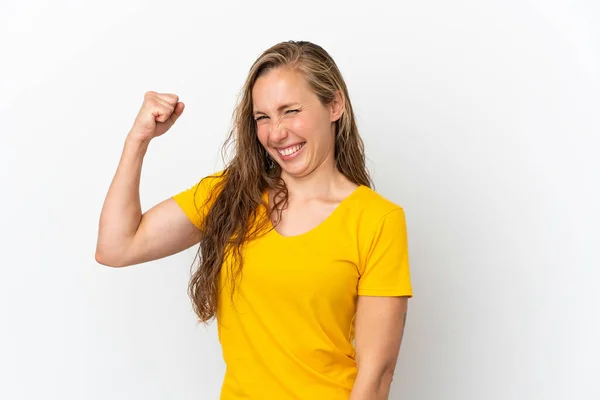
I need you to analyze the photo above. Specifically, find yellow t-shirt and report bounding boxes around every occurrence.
[172,172,413,399]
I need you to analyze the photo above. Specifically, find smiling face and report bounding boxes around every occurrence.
[252,67,343,178]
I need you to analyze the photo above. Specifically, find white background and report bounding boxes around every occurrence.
[1,0,598,399]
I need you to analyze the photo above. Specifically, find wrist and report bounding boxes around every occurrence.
[125,132,151,150]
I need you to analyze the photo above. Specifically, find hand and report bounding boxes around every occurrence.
[129,91,185,142]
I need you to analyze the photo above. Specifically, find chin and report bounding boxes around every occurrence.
[279,160,312,178]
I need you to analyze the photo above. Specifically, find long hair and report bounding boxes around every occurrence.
[188,40,373,323]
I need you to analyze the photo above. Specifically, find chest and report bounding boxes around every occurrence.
[271,199,341,237]
[220,229,361,307]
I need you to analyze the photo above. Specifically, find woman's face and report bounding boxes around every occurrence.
[252,67,343,178]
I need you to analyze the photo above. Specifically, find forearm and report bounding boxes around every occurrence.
[95,134,149,265]
[349,369,393,400]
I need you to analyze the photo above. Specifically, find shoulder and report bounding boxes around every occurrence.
[170,170,229,229]
[337,185,408,246]
[197,169,228,189]
[346,187,409,269]
[349,185,405,223]
[175,170,227,196]
[172,169,228,210]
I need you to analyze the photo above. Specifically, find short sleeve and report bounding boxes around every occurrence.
[358,208,413,297]
[171,171,225,230]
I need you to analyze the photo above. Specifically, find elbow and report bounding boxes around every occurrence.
[95,249,126,268]
[373,366,396,398]
[381,366,395,387]
[355,359,397,390]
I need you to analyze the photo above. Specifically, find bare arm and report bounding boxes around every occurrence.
[350,295,409,400]
[95,91,196,267]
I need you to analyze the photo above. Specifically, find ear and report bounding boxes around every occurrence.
[329,90,345,122]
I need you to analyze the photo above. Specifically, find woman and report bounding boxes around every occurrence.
[96,40,412,400]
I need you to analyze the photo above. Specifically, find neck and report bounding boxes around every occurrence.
[279,155,346,201]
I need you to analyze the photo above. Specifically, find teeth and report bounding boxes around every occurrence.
[277,143,304,156]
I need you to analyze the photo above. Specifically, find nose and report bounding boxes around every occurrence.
[269,117,288,143]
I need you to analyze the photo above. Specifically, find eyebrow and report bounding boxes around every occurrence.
[253,103,300,116]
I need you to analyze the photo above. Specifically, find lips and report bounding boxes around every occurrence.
[276,142,305,157]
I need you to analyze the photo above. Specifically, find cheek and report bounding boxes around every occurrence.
[291,115,321,140]
[256,125,269,145]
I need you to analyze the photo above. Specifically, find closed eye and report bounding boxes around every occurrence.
[255,109,300,122]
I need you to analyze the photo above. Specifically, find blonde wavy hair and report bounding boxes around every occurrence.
[188,40,373,323]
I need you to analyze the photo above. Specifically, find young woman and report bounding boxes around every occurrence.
[96,40,413,400]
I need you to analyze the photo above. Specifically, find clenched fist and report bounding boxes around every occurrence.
[129,91,185,142]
